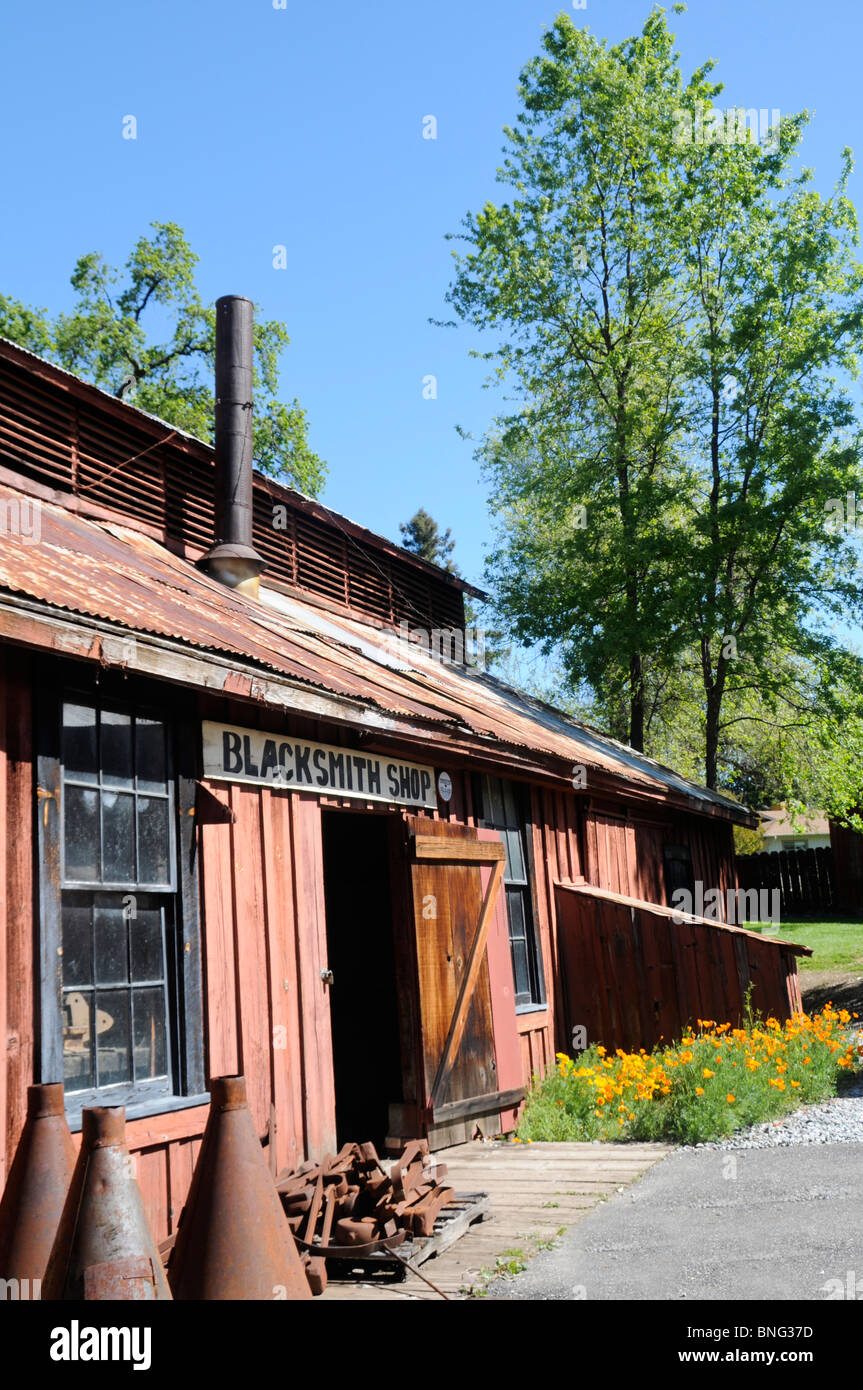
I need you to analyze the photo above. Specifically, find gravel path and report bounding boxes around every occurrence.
[684,1074,863,1151]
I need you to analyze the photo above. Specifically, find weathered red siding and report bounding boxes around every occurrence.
[198,781,337,1169]
[556,884,805,1055]
[583,804,735,909]
[0,646,34,1190]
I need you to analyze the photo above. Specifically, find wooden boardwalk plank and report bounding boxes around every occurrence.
[317,1138,668,1301]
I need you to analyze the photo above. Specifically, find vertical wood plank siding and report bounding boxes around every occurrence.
[555,887,805,1054]
[0,646,34,1187]
[197,781,337,1173]
[583,804,735,910]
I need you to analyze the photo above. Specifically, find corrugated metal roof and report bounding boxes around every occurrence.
[0,484,747,819]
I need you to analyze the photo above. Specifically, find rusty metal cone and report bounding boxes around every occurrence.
[169,1075,311,1300]
[41,1106,171,1300]
[0,1083,76,1295]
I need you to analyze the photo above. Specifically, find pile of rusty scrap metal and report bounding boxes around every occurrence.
[277,1139,454,1293]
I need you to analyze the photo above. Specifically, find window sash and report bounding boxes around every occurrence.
[663,844,695,907]
[60,696,177,891]
[36,666,206,1120]
[478,774,546,1010]
[60,889,174,1109]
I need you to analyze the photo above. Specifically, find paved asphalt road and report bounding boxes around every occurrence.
[488,1142,863,1301]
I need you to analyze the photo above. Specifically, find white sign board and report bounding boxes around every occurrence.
[202,721,437,809]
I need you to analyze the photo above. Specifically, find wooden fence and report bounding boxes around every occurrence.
[736,848,835,917]
[555,882,809,1055]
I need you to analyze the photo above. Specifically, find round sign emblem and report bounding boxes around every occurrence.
[437,771,453,803]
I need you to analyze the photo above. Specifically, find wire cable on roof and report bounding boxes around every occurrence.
[86,430,179,491]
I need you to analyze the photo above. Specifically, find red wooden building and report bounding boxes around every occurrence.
[0,309,807,1243]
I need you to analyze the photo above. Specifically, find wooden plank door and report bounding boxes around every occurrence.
[405,816,519,1146]
[477,826,524,1133]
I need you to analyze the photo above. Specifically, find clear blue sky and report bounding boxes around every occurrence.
[1,0,861,597]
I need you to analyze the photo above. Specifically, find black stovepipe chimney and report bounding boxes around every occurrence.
[203,294,264,597]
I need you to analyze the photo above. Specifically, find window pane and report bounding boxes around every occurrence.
[506,889,531,1001]
[64,786,100,880]
[62,702,97,784]
[133,987,168,1081]
[501,780,521,827]
[62,990,93,1092]
[506,886,528,945]
[481,775,544,1008]
[135,717,167,793]
[101,709,133,787]
[504,827,525,883]
[483,776,506,826]
[62,900,92,986]
[130,905,165,982]
[95,990,131,1087]
[510,936,531,1003]
[102,791,135,881]
[94,902,127,984]
[137,797,170,884]
[57,689,180,1103]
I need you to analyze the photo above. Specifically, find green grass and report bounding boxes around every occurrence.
[756,917,863,973]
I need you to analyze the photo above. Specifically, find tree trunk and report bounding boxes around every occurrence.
[629,651,645,752]
[703,655,727,790]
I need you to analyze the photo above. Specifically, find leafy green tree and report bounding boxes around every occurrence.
[672,80,863,787]
[446,10,700,751]
[732,820,766,858]
[572,641,863,830]
[446,8,863,804]
[0,222,326,495]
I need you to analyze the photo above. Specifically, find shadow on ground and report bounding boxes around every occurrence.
[802,972,863,1019]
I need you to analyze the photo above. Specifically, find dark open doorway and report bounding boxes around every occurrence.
[320,810,404,1150]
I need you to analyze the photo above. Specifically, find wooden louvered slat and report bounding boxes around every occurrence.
[294,513,349,605]
[346,546,393,624]
[0,367,77,436]
[0,371,76,486]
[392,566,434,629]
[252,490,295,576]
[0,351,467,636]
[164,453,214,551]
[433,586,465,632]
[0,422,73,486]
[76,405,167,527]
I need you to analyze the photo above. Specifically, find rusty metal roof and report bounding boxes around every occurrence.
[0,484,747,820]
